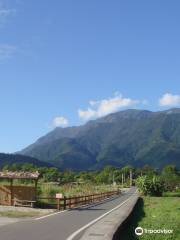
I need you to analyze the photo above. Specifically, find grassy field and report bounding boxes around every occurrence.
[0,181,120,209]
[0,180,119,201]
[162,191,180,197]
[38,183,118,197]
[0,181,119,197]
[120,197,180,240]
[37,183,120,207]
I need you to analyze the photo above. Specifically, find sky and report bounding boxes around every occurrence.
[0,0,180,153]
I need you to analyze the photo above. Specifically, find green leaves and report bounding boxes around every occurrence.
[136,175,165,196]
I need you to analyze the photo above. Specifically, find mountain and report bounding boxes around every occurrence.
[0,153,54,169]
[20,108,180,171]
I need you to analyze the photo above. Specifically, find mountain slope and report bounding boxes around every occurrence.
[0,153,54,169]
[20,108,180,170]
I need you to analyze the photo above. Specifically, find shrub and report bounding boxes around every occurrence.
[161,165,180,191]
[136,175,165,196]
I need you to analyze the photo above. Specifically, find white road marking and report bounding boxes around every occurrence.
[35,210,68,220]
[67,190,137,240]
[35,195,119,221]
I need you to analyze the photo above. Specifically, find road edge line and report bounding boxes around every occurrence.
[67,190,137,240]
[35,209,68,220]
[35,194,123,221]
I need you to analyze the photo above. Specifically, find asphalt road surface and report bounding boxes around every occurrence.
[0,187,137,240]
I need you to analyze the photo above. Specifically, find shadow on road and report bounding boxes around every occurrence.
[113,197,145,240]
[77,208,106,211]
[70,195,121,212]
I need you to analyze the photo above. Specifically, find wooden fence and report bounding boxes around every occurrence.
[0,185,36,206]
[0,185,11,205]
[37,190,121,210]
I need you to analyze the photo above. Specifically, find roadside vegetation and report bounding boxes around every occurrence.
[0,163,179,226]
[120,196,180,240]
[0,164,134,198]
[119,165,180,240]
[0,163,179,198]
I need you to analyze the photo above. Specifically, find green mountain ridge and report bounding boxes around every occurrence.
[0,153,54,169]
[20,108,180,171]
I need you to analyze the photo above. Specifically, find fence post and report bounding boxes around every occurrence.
[85,196,87,205]
[69,198,71,209]
[63,196,66,210]
[57,198,60,211]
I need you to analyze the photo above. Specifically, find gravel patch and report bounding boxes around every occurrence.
[0,205,56,214]
[0,217,21,227]
[0,205,56,227]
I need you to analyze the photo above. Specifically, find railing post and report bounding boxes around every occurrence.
[69,198,71,209]
[63,196,66,210]
[57,198,60,211]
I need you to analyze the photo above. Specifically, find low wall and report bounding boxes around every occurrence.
[79,192,139,240]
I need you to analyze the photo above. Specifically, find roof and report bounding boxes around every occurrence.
[0,171,40,180]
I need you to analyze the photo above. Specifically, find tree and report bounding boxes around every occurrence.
[141,165,157,176]
[136,175,165,196]
[95,166,115,184]
[162,165,178,175]
[43,168,60,182]
[61,171,75,184]
[161,165,180,191]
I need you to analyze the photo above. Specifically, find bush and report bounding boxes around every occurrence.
[136,175,165,196]
[161,165,180,191]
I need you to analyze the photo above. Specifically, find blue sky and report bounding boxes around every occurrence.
[0,0,180,153]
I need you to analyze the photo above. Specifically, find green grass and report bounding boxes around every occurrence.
[36,183,119,207]
[120,197,180,240]
[0,211,42,218]
[162,192,180,197]
[0,180,35,186]
[38,183,118,198]
[1,181,119,208]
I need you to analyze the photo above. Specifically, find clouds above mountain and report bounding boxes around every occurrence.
[50,92,180,127]
[52,116,69,127]
[78,94,139,121]
[159,93,180,107]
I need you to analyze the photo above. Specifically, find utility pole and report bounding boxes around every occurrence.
[112,172,115,185]
[130,169,132,187]
[121,173,124,186]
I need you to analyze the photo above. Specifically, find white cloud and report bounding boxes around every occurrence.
[159,93,180,107]
[0,8,16,17]
[0,7,16,26]
[0,44,17,61]
[52,116,69,128]
[78,94,139,121]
